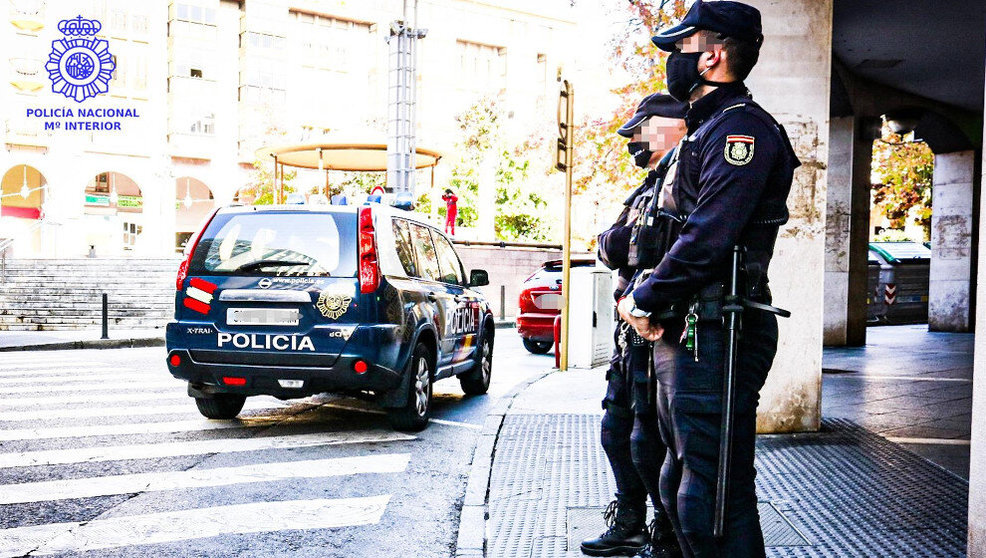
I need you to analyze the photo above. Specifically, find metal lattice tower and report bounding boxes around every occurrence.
[386,1,426,194]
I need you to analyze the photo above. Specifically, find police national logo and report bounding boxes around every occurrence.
[724,135,755,166]
[46,16,115,103]
[316,289,353,319]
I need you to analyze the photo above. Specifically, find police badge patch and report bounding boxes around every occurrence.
[316,290,353,319]
[724,135,755,166]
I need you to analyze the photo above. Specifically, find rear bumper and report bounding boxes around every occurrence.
[166,348,402,399]
[165,321,405,399]
[516,312,557,342]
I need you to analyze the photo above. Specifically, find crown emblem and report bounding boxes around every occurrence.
[57,15,102,36]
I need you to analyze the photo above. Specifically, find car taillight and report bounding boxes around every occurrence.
[358,206,379,294]
[176,208,220,290]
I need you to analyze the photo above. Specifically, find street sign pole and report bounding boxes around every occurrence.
[556,80,574,371]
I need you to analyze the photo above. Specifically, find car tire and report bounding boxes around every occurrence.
[194,394,246,420]
[522,338,553,355]
[459,332,493,396]
[387,343,433,432]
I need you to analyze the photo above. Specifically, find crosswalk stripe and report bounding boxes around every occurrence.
[0,364,120,377]
[0,453,411,504]
[0,399,288,423]
[0,495,391,557]
[0,371,137,384]
[0,417,259,441]
[0,379,176,395]
[0,389,187,409]
[0,430,416,468]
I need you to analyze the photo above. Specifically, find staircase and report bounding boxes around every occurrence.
[0,259,181,331]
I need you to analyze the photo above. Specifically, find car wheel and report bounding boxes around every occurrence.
[459,332,493,396]
[386,343,433,432]
[522,338,553,355]
[194,393,246,420]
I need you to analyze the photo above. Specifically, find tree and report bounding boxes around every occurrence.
[569,1,687,247]
[871,122,934,238]
[424,98,554,241]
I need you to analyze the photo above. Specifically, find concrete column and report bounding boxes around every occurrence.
[929,150,975,332]
[745,0,832,432]
[967,68,986,558]
[822,116,874,346]
[823,117,853,345]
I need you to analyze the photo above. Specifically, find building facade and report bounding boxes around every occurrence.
[1,0,576,258]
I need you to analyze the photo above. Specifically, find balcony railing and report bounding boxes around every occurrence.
[8,0,44,32]
[9,57,44,92]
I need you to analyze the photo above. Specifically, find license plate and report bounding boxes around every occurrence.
[535,293,563,310]
[227,308,300,326]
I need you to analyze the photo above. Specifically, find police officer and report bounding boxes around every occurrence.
[616,2,799,557]
[583,94,687,558]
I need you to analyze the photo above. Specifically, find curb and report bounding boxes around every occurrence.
[455,367,556,558]
[0,336,165,352]
[493,320,516,329]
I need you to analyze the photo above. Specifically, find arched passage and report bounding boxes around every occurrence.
[0,165,47,255]
[175,177,215,252]
[83,171,144,255]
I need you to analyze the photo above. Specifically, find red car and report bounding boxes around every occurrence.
[516,258,596,354]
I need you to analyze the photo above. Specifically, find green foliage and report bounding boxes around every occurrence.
[449,98,553,241]
[871,122,934,236]
[568,1,688,247]
[241,159,296,205]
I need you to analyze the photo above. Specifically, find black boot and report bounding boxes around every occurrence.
[632,518,683,558]
[580,500,648,556]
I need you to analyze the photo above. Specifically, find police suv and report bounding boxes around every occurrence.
[165,202,494,431]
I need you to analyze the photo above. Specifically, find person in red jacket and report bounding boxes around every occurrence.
[442,189,458,235]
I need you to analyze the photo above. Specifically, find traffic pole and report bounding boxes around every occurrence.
[557,79,574,371]
[101,292,109,340]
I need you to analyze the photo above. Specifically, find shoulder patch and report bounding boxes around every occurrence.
[724,134,755,166]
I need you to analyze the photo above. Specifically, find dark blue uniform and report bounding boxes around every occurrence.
[629,82,798,558]
[597,165,672,523]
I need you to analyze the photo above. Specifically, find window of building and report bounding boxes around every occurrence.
[456,40,507,97]
[175,3,216,25]
[244,32,286,51]
[131,14,149,35]
[189,114,215,135]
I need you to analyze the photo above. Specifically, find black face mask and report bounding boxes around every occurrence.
[666,50,731,102]
[627,141,652,168]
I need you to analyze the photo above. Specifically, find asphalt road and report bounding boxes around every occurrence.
[0,330,553,557]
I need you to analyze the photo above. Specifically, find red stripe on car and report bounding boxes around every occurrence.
[189,277,217,294]
[183,297,211,315]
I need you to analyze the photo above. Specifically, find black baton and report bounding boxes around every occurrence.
[714,245,745,539]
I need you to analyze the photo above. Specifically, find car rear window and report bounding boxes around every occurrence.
[188,211,357,277]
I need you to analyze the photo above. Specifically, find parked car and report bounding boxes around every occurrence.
[165,202,494,431]
[867,241,930,325]
[516,258,597,354]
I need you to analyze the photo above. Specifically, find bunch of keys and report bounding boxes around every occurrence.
[684,303,699,362]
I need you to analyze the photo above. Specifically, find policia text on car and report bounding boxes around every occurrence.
[583,94,688,558]
[613,1,799,557]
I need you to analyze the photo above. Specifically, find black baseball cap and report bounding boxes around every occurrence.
[652,0,763,53]
[617,93,689,138]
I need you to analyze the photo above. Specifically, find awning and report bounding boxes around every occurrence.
[255,142,442,172]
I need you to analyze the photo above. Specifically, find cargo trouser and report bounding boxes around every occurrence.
[653,310,778,558]
[602,323,673,529]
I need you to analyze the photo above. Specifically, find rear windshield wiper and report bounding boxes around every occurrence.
[235,259,312,272]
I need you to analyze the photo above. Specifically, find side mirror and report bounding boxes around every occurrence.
[468,269,489,287]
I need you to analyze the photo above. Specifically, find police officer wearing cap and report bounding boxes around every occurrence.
[616,2,799,557]
[584,93,687,558]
